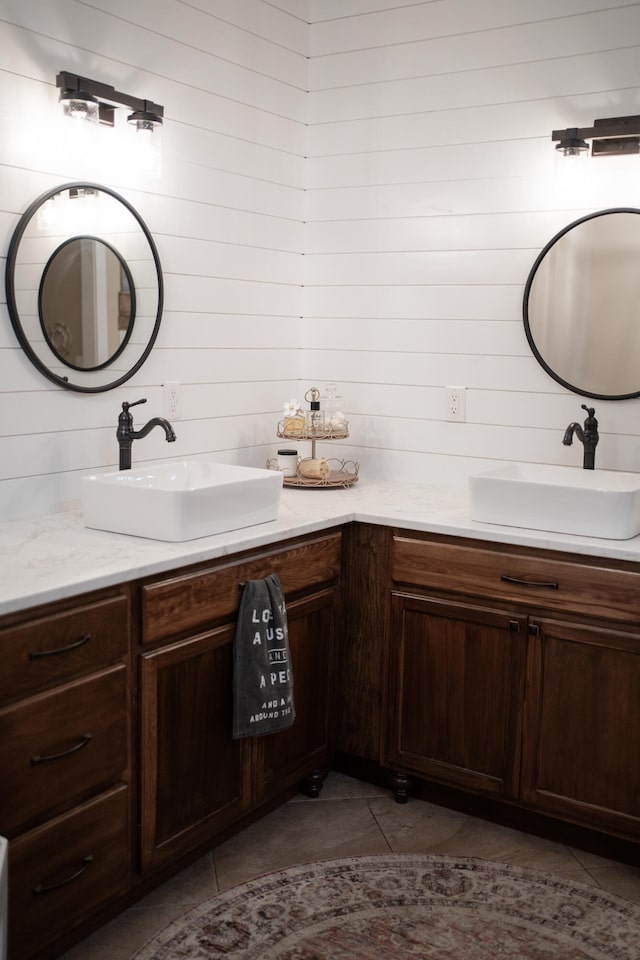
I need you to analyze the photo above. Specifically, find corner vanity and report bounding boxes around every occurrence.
[2,479,640,960]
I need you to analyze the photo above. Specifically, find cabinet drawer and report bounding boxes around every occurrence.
[0,665,128,836]
[0,593,129,706]
[392,534,640,624]
[8,786,130,960]
[141,531,342,645]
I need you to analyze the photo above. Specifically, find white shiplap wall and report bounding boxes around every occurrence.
[3,1,640,523]
[303,0,640,486]
[0,0,307,521]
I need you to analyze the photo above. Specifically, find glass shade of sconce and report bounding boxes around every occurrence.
[127,107,163,134]
[552,142,592,206]
[59,89,99,125]
[127,109,163,176]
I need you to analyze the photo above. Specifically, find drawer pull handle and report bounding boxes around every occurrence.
[500,574,559,590]
[31,733,92,766]
[28,633,90,660]
[33,855,94,895]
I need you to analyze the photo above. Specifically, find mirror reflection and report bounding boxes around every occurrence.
[40,237,135,370]
[5,182,163,393]
[524,208,640,400]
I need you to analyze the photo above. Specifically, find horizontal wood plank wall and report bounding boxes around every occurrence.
[4,1,640,520]
[0,0,308,520]
[303,0,640,486]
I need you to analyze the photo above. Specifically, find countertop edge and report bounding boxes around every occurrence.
[3,479,640,617]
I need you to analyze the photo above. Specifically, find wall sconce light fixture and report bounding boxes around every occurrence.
[56,71,164,133]
[553,115,640,158]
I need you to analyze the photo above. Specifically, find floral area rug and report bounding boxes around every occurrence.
[131,854,640,959]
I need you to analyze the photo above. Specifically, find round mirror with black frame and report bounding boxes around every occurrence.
[5,181,163,393]
[523,207,640,400]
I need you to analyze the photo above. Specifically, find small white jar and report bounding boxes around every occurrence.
[277,448,298,477]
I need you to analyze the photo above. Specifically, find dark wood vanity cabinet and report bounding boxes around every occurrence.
[138,531,341,874]
[6,518,640,960]
[385,531,640,841]
[0,588,132,960]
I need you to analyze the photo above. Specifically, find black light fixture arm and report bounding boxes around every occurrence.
[56,71,164,124]
[552,114,640,157]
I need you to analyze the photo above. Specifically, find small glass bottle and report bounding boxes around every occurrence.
[322,382,347,437]
[305,387,325,437]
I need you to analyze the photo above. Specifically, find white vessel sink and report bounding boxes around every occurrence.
[81,461,283,542]
[469,463,640,540]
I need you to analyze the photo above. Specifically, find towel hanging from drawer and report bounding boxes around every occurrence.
[232,573,295,739]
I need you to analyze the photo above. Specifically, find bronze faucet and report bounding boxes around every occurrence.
[562,404,598,470]
[117,398,176,470]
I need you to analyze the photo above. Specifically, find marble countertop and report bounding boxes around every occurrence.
[3,477,640,617]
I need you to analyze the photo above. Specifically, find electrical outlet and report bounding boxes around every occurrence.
[444,386,466,422]
[163,381,181,420]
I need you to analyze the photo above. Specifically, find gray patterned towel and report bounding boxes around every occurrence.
[232,573,295,739]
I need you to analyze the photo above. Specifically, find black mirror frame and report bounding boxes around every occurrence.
[523,206,640,402]
[5,181,163,393]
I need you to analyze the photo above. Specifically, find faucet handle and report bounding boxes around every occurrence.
[581,404,598,428]
[121,398,147,413]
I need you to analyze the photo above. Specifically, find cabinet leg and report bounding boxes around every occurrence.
[301,769,326,798]
[390,771,412,804]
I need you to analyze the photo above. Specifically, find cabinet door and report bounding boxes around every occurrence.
[521,617,640,839]
[256,588,337,803]
[386,594,527,798]
[139,625,252,872]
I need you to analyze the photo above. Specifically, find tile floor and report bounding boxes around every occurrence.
[59,772,640,960]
